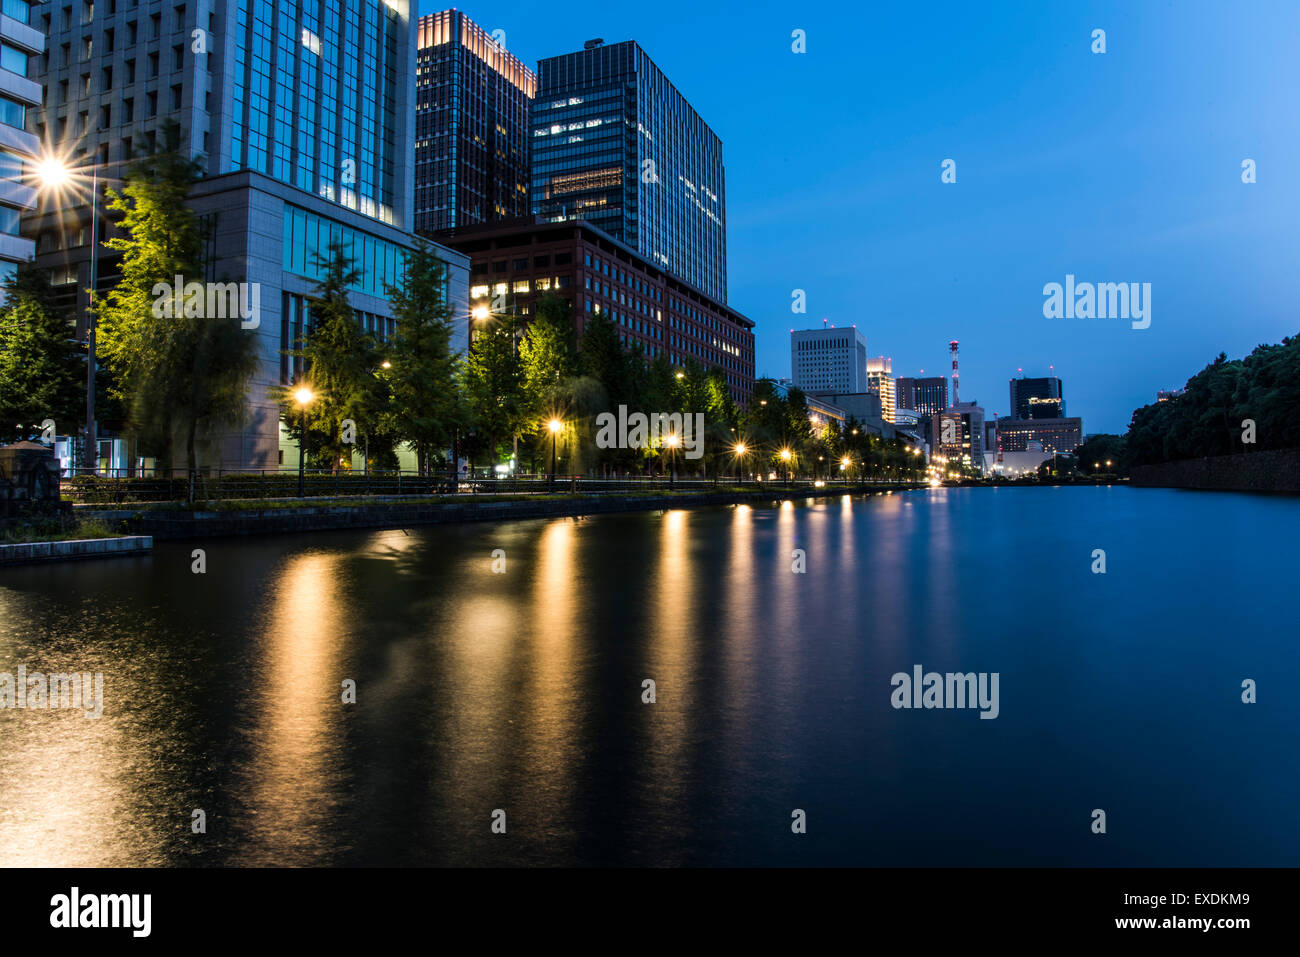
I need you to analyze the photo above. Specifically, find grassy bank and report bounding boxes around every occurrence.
[2,515,127,545]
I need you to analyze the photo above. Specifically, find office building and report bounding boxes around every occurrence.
[440,217,754,404]
[0,0,41,291]
[867,356,895,423]
[932,401,985,471]
[898,376,948,416]
[532,40,727,302]
[791,325,868,395]
[414,10,535,235]
[996,417,1083,455]
[26,0,470,470]
[1009,375,1064,420]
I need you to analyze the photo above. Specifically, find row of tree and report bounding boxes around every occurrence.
[0,125,927,482]
[1072,332,1300,476]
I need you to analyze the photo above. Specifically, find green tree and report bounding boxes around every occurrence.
[463,309,526,465]
[0,266,83,443]
[97,121,258,492]
[385,240,460,475]
[286,240,383,470]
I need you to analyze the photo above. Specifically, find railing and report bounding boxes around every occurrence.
[59,468,924,505]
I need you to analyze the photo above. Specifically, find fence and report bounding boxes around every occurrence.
[59,468,918,505]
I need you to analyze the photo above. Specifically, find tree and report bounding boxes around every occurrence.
[96,120,258,493]
[1076,434,1129,475]
[463,309,526,465]
[0,266,83,443]
[385,240,460,475]
[287,240,383,471]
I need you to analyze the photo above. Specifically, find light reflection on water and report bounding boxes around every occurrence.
[1,487,1298,866]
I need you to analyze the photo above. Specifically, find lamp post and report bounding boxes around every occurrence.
[295,387,314,497]
[780,447,792,485]
[665,432,680,489]
[841,455,850,484]
[548,418,562,490]
[37,157,100,474]
[734,442,746,483]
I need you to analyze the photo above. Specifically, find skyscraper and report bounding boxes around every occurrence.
[867,356,895,423]
[26,0,469,470]
[531,40,727,302]
[414,11,535,236]
[1009,375,1065,420]
[0,0,41,292]
[791,326,868,395]
[898,376,948,416]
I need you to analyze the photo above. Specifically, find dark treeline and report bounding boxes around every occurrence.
[1076,332,1300,475]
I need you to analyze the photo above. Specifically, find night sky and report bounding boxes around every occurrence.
[420,0,1300,433]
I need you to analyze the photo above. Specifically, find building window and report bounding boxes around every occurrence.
[0,44,28,77]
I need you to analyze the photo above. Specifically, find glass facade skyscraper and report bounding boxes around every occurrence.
[532,41,727,303]
[414,10,535,235]
[25,0,469,471]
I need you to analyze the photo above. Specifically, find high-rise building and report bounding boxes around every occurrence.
[867,356,895,423]
[414,11,535,236]
[791,326,868,395]
[0,0,41,292]
[26,0,469,470]
[531,40,727,302]
[932,402,985,471]
[1009,375,1064,420]
[898,376,948,416]
[440,217,754,404]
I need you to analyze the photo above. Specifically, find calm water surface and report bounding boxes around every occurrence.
[1,486,1297,866]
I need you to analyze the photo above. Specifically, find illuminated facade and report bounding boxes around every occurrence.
[25,0,471,470]
[791,326,868,394]
[932,402,986,471]
[532,40,727,302]
[442,217,754,404]
[867,356,896,423]
[415,11,535,235]
[995,417,1083,455]
[898,376,948,416]
[1009,375,1065,420]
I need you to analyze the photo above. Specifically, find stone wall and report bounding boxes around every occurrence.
[1130,448,1300,493]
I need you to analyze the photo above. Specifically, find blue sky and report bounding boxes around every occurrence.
[420,0,1299,432]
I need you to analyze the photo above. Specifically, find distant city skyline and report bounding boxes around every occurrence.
[419,0,1300,432]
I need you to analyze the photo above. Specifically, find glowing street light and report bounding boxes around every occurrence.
[548,417,563,490]
[36,157,72,189]
[733,442,747,482]
[37,153,103,473]
[779,447,792,485]
[471,304,490,321]
[664,432,680,488]
[295,387,315,497]
[841,455,850,484]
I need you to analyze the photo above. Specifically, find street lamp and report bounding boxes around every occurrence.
[841,455,850,484]
[471,304,490,321]
[734,442,747,482]
[780,447,792,485]
[295,387,314,497]
[665,432,680,488]
[548,418,562,490]
[37,156,101,474]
